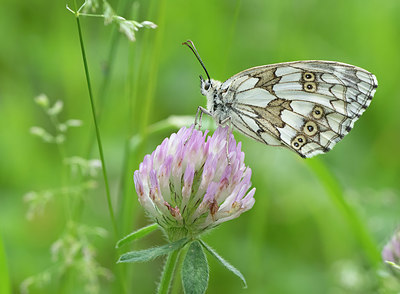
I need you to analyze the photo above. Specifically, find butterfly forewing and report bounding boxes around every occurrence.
[217,61,377,158]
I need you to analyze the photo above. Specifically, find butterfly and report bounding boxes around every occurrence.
[183,40,378,158]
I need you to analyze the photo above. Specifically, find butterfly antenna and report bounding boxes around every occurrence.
[182,40,211,83]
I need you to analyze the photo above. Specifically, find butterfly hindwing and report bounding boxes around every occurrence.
[221,61,378,158]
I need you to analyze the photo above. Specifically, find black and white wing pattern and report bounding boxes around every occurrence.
[220,61,378,158]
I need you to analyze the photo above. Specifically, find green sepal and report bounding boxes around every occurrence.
[117,237,188,263]
[200,240,247,288]
[182,241,209,294]
[116,223,159,248]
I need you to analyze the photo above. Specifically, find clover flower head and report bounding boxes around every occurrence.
[382,229,400,269]
[133,126,255,241]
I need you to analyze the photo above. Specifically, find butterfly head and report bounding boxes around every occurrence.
[200,75,212,95]
[200,75,220,95]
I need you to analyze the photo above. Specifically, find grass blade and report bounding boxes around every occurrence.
[73,2,117,236]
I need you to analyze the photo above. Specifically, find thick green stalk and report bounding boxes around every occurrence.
[157,249,181,294]
[306,158,381,268]
[120,0,160,236]
[117,3,140,234]
[120,0,164,233]
[73,5,118,236]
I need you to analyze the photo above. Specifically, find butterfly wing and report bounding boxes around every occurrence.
[222,61,378,158]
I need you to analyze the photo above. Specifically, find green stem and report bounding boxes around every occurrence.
[306,158,381,268]
[170,245,189,294]
[157,249,181,294]
[76,12,106,18]
[73,3,118,236]
[49,114,73,221]
[57,144,74,222]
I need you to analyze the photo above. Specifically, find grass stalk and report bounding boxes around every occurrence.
[117,0,166,233]
[73,1,118,236]
[48,113,73,221]
[119,0,163,234]
[117,3,140,235]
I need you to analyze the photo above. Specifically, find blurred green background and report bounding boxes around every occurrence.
[1,0,400,293]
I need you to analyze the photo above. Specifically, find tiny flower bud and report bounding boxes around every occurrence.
[382,229,400,272]
[34,94,50,109]
[47,100,64,116]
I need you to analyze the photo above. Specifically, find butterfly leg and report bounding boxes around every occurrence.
[185,106,212,145]
[194,106,212,130]
[219,116,233,165]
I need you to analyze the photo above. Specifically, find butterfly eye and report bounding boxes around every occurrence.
[204,82,211,91]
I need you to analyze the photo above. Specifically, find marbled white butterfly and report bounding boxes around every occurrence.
[183,40,378,158]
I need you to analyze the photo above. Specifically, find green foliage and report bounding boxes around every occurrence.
[182,241,209,294]
[21,223,111,294]
[200,240,247,288]
[118,238,188,263]
[116,223,159,248]
[30,94,82,144]
[69,0,157,42]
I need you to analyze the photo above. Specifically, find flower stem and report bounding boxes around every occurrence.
[157,249,181,294]
[170,245,189,294]
[73,1,118,236]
